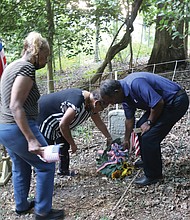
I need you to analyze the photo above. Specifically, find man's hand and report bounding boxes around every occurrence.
[123,140,130,151]
[106,137,113,146]
[140,121,151,135]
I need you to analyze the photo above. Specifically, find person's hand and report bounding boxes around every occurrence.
[122,140,130,151]
[70,144,77,154]
[28,139,43,156]
[106,137,113,146]
[140,121,151,135]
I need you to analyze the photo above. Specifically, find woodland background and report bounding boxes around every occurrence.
[0,0,190,92]
[0,0,190,219]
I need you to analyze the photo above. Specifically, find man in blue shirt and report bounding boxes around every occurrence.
[100,72,189,186]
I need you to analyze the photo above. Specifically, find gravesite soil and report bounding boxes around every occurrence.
[0,66,190,220]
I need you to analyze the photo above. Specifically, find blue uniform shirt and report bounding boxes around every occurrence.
[119,72,182,119]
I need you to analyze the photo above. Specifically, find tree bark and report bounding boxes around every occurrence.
[94,19,100,62]
[46,0,55,93]
[148,3,186,72]
[184,19,189,58]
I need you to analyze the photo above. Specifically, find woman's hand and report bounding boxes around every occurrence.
[70,144,77,154]
[106,137,113,146]
[28,139,43,155]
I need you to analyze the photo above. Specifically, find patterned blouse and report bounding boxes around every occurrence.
[38,88,91,140]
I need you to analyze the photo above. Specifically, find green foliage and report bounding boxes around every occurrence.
[82,68,97,79]
[133,42,153,56]
[54,54,83,70]
[0,0,126,60]
[1,0,189,82]
[56,9,94,57]
[142,0,189,41]
[91,0,123,27]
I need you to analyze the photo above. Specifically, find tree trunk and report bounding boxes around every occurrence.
[88,0,143,87]
[148,4,186,72]
[94,19,100,62]
[184,20,189,58]
[58,38,63,74]
[46,0,55,93]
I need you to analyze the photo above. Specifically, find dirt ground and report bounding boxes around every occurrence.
[0,109,190,220]
[1,69,190,220]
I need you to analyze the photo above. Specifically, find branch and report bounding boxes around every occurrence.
[112,169,141,211]
[89,0,143,86]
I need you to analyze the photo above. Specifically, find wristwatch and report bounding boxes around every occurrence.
[146,119,152,126]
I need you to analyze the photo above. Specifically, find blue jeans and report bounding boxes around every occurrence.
[0,120,55,215]
[136,92,189,178]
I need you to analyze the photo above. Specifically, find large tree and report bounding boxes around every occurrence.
[148,0,188,72]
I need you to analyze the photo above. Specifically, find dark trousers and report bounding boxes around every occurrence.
[45,136,70,173]
[136,92,189,178]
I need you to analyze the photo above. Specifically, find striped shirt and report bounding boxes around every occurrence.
[38,88,91,140]
[0,59,40,123]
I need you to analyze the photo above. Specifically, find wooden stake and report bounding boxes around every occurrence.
[113,169,141,210]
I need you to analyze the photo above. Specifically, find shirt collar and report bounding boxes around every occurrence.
[119,80,129,97]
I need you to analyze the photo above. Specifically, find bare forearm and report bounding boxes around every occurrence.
[148,99,164,123]
[124,118,134,142]
[59,125,75,146]
[92,115,112,139]
[11,107,36,141]
[59,124,77,153]
[97,123,111,139]
[122,118,134,150]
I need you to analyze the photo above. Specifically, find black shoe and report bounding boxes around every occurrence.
[57,170,78,177]
[134,159,144,168]
[16,198,35,215]
[134,175,163,186]
[35,209,64,220]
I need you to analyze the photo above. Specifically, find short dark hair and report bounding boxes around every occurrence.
[91,89,101,101]
[91,89,108,108]
[100,79,121,97]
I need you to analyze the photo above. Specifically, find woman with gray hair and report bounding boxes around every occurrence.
[0,32,64,219]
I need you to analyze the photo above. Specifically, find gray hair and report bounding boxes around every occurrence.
[100,79,121,97]
[21,31,49,56]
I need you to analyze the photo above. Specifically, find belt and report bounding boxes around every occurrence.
[173,89,186,100]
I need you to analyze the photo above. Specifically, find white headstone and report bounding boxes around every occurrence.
[108,109,125,141]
